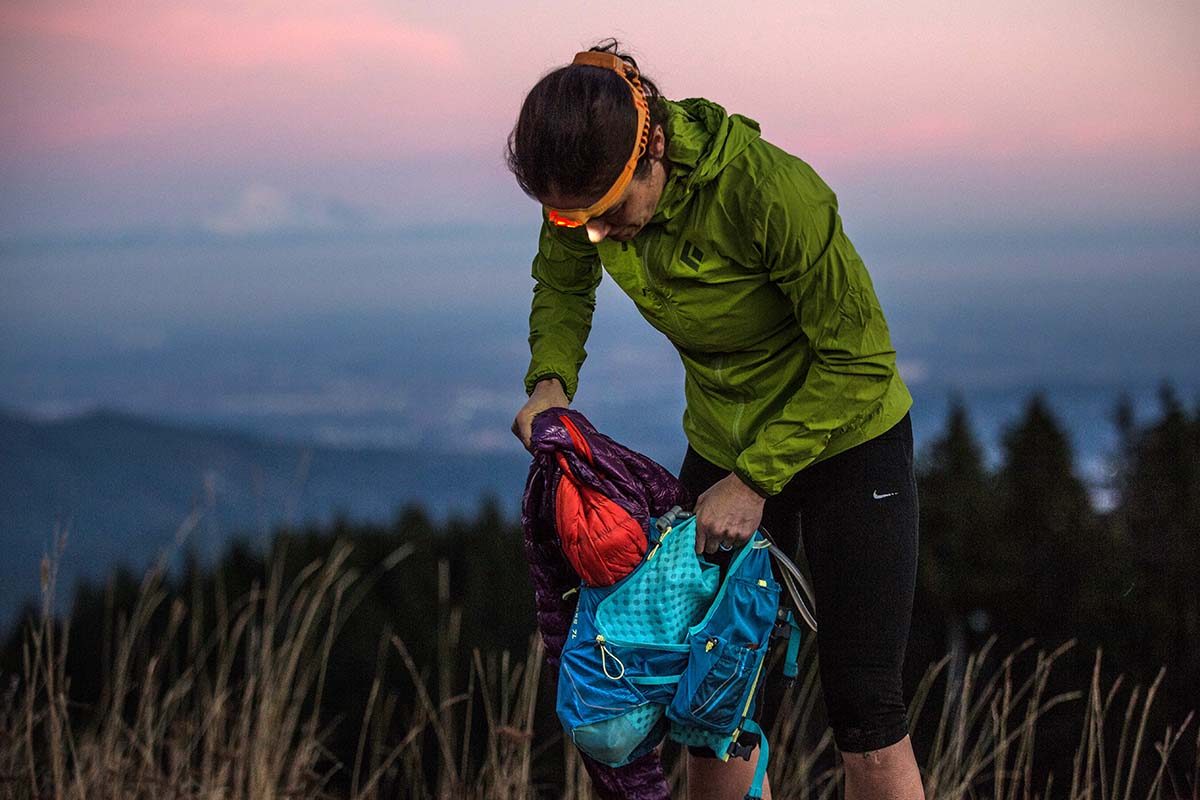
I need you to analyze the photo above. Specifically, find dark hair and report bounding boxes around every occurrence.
[506,39,667,204]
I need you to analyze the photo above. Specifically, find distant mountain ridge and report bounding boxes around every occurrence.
[0,408,531,626]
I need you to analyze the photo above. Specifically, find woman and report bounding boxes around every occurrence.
[509,41,924,800]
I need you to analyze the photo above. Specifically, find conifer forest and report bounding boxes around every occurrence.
[2,387,1197,798]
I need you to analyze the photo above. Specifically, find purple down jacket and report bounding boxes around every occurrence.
[521,408,691,800]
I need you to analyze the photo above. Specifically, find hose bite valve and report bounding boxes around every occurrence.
[654,505,693,533]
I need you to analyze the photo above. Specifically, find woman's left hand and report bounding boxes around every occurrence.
[693,473,766,554]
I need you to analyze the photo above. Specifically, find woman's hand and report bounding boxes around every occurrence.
[512,378,570,450]
[693,472,766,554]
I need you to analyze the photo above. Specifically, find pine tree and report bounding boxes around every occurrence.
[994,393,1094,642]
[1117,383,1200,711]
[915,398,998,665]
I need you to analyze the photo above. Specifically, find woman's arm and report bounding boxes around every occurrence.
[732,159,903,496]
[514,221,602,447]
[694,160,902,547]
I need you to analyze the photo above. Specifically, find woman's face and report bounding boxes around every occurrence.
[540,125,668,244]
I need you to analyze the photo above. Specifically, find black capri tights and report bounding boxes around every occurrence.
[680,413,918,754]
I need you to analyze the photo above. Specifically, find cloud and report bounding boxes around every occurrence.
[112,326,169,353]
[0,3,469,156]
[897,359,929,386]
[0,3,464,70]
[203,184,365,236]
[3,1,1197,236]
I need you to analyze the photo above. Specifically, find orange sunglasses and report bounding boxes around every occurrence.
[544,51,651,229]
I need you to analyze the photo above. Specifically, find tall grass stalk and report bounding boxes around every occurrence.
[1,542,409,799]
[1,546,1195,799]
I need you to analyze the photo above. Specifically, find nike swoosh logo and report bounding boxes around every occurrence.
[873,490,899,500]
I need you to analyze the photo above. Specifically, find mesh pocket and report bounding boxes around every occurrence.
[595,518,718,646]
[571,704,665,766]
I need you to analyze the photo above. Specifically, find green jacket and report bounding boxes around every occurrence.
[524,98,912,496]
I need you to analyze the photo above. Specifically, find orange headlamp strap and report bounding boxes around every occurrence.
[545,51,652,228]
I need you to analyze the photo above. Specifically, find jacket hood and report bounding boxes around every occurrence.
[654,98,761,222]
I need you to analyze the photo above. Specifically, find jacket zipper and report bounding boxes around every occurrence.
[631,241,686,337]
[633,238,742,452]
[731,402,745,452]
[712,354,745,453]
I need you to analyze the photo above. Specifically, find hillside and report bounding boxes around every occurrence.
[0,408,530,625]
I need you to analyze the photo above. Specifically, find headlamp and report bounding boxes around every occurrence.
[544,51,651,229]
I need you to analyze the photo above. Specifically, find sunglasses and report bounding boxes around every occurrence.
[544,51,651,229]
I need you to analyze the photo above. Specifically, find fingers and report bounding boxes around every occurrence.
[691,473,765,555]
[513,380,569,452]
[693,513,730,555]
[696,491,720,554]
[693,491,729,554]
[511,412,534,451]
[699,517,725,555]
[692,508,748,554]
[693,493,709,554]
[696,524,735,555]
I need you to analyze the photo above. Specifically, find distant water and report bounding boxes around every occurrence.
[2,225,1197,491]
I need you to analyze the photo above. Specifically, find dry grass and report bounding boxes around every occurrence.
[1,544,1195,799]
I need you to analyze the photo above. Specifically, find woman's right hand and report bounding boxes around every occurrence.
[513,377,570,450]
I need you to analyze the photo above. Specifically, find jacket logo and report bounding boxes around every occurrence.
[680,240,705,270]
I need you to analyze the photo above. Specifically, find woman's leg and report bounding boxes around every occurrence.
[795,414,924,800]
[842,735,924,800]
[687,746,771,800]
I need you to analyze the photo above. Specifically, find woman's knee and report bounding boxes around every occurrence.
[821,660,909,754]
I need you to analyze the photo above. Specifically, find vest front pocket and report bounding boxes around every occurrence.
[667,566,778,734]
[668,633,762,733]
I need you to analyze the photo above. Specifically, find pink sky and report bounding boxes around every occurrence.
[1,0,1198,236]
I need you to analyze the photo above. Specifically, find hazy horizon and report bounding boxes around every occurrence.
[3,223,1197,470]
[3,2,1199,605]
